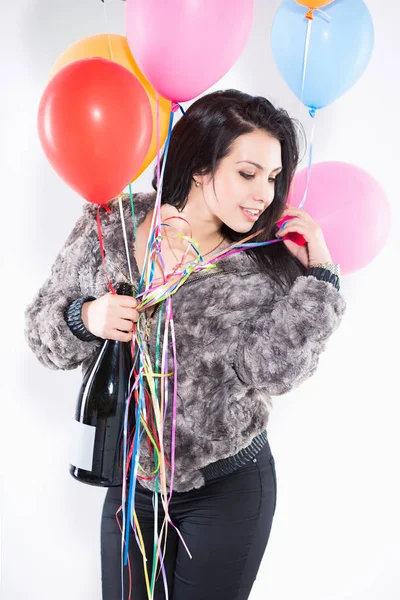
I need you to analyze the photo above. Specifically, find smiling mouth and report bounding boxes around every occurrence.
[241,208,261,216]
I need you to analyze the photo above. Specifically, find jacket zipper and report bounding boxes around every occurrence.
[111,259,239,341]
[143,267,239,342]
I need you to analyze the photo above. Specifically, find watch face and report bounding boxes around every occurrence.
[324,264,340,277]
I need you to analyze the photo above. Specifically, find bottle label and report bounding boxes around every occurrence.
[69,419,96,471]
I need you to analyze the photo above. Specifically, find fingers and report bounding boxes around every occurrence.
[279,206,318,226]
[276,220,308,239]
[108,291,138,309]
[279,206,315,229]
[118,306,140,323]
[280,205,303,216]
[91,293,139,341]
[115,317,136,333]
[110,329,134,343]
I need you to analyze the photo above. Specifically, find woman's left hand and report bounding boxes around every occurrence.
[276,205,333,269]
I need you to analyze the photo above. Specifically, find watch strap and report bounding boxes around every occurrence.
[64,296,101,342]
[309,262,340,277]
[306,267,340,291]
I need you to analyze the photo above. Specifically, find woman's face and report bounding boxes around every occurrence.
[197,130,283,234]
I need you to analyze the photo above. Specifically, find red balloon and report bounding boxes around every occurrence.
[38,58,152,205]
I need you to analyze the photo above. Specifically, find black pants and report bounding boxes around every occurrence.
[101,440,277,600]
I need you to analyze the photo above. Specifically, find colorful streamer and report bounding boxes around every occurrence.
[92,40,288,600]
[91,101,285,600]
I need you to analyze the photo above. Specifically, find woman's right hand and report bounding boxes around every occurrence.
[81,291,140,342]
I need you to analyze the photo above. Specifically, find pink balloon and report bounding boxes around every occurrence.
[291,162,391,275]
[125,0,254,102]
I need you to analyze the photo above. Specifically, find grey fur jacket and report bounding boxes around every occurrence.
[24,191,346,493]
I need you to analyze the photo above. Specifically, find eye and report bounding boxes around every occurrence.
[240,172,279,183]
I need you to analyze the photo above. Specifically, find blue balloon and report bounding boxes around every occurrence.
[271,0,374,113]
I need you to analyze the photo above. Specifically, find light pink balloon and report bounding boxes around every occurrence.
[125,0,254,102]
[291,162,391,275]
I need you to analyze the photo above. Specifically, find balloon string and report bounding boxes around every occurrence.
[298,116,316,210]
[167,298,177,500]
[171,102,188,120]
[119,225,286,598]
[154,297,194,578]
[125,320,177,600]
[96,205,117,294]
[120,372,137,600]
[102,0,114,61]
[121,348,142,600]
[121,100,218,600]
[137,300,171,598]
[128,183,137,245]
[315,7,333,22]
[124,370,145,567]
[305,7,333,21]
[297,13,317,210]
[133,226,280,310]
[138,101,187,295]
[148,103,179,597]
[121,94,173,595]
[121,102,178,600]
[118,194,134,284]
[300,17,312,111]
[151,490,169,598]
[136,221,266,302]
[115,506,133,600]
[138,109,174,295]
[137,104,193,599]
[121,221,279,582]
[119,250,179,589]
[156,92,161,188]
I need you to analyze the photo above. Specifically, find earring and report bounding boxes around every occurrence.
[194,179,200,187]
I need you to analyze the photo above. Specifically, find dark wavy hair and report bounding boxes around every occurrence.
[151,89,307,290]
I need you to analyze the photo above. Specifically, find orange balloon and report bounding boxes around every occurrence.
[295,0,334,8]
[49,34,171,181]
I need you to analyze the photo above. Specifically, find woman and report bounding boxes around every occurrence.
[25,89,346,600]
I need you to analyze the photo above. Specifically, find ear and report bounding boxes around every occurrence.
[192,172,213,188]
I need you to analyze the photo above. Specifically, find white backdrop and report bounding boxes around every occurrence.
[1,0,399,598]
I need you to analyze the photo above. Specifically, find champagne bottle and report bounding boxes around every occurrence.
[69,282,136,487]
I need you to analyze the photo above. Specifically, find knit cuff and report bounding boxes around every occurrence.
[64,296,101,342]
[305,267,340,291]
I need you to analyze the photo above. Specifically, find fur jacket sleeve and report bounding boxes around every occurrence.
[24,205,103,370]
[233,274,346,395]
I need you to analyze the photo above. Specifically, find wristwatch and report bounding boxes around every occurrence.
[309,262,340,277]
[306,263,340,291]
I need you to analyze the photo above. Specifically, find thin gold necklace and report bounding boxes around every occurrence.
[165,233,226,267]
[111,232,226,286]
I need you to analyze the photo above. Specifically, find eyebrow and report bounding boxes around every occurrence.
[236,161,282,172]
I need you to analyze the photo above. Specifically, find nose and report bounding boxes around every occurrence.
[253,177,275,207]
[252,186,274,209]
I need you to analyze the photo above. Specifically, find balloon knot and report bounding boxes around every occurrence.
[171,102,188,119]
[305,9,314,20]
[309,107,317,118]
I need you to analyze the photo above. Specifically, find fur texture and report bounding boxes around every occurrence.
[24,192,347,493]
